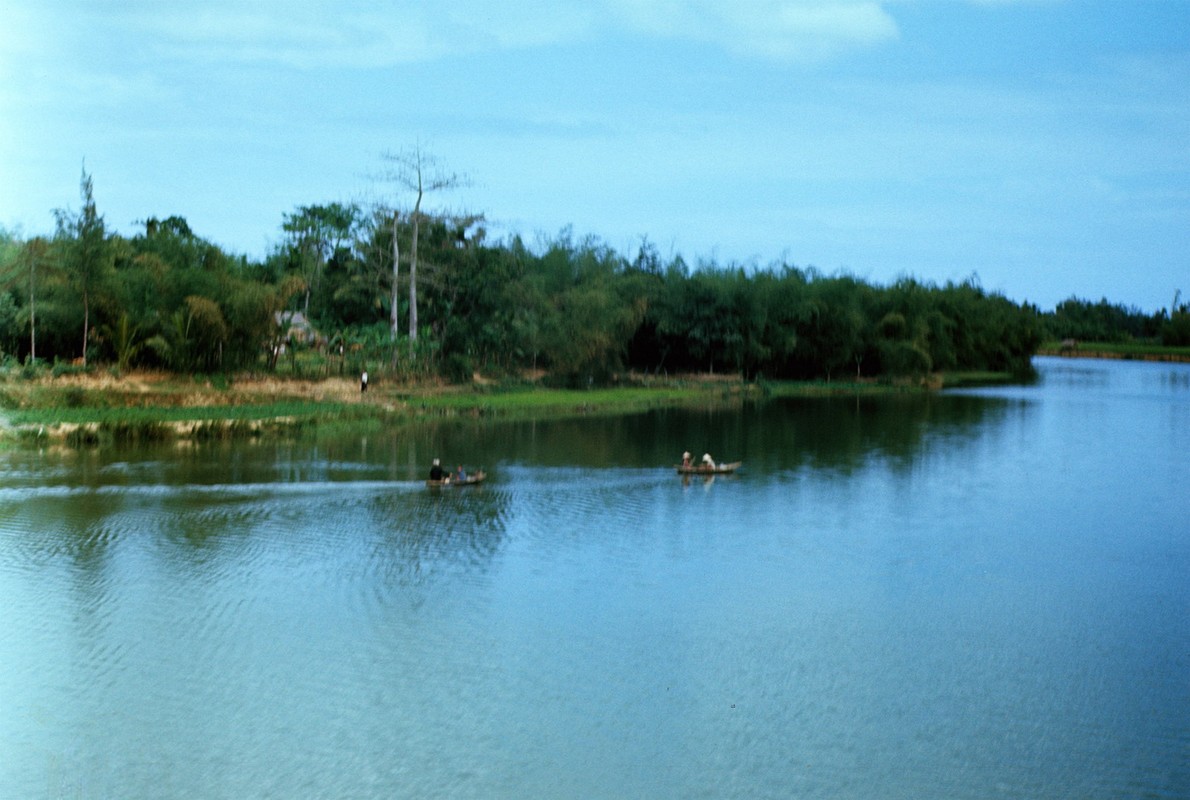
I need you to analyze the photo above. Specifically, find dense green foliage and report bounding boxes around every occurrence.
[1,168,1063,384]
[1043,294,1190,347]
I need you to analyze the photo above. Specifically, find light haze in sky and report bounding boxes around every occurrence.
[2,0,1187,312]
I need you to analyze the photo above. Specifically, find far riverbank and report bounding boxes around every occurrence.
[1037,341,1190,362]
[0,368,1008,447]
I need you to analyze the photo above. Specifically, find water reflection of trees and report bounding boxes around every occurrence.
[0,393,1010,600]
[744,395,1019,475]
[435,394,1016,476]
[365,488,511,591]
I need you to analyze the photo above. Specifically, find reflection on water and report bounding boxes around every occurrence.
[448,390,1018,479]
[0,357,1187,798]
[365,487,511,595]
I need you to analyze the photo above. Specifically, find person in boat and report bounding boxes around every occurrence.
[456,465,467,481]
[681,451,693,469]
[429,458,445,481]
[701,453,716,470]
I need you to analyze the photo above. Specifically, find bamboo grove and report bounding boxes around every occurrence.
[7,167,1169,385]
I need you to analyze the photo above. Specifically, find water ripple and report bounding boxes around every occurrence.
[2,365,1186,800]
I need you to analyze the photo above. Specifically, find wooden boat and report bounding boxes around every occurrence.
[426,470,486,488]
[675,461,741,475]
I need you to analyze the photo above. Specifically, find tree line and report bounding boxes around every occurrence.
[1045,294,1190,347]
[5,165,1177,386]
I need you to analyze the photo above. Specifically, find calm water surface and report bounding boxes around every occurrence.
[1,357,1187,798]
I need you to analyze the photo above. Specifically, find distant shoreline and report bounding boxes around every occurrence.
[0,369,1009,447]
[1036,343,1190,363]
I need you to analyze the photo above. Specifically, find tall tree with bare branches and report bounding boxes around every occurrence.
[376,145,468,342]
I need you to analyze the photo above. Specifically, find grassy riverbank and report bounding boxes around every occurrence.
[1037,341,1190,362]
[0,368,1016,446]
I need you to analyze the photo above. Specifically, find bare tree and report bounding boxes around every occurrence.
[376,145,468,342]
[397,209,406,338]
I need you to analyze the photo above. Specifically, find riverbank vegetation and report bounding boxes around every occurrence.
[0,362,1011,446]
[3,164,1186,440]
[1040,294,1190,350]
[1,167,1049,388]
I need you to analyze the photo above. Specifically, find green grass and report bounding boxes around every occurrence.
[413,385,735,411]
[5,400,361,427]
[937,371,1017,388]
[1038,340,1190,360]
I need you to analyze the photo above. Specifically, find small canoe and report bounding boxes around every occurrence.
[675,461,741,475]
[426,470,486,488]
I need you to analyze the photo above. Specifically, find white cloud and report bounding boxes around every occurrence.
[23,0,902,69]
[9,0,1064,73]
[608,1,899,61]
[110,1,604,68]
[959,0,1055,5]
[133,4,438,68]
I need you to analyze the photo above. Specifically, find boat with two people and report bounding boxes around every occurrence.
[426,458,487,488]
[676,452,742,475]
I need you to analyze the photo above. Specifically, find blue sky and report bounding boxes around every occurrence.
[2,0,1188,312]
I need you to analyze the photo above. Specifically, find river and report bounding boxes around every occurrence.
[1,356,1187,798]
